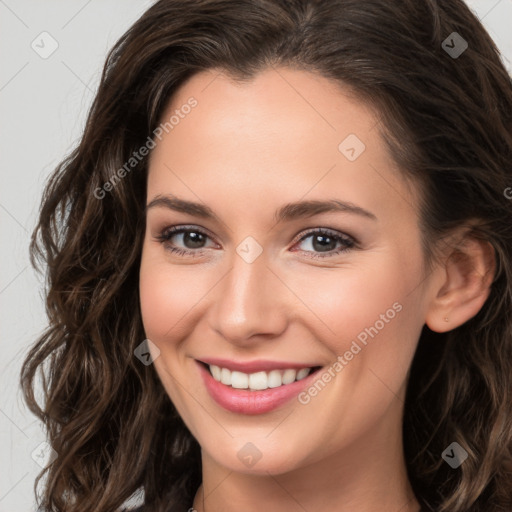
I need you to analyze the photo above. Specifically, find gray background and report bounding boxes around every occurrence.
[1,1,511,510]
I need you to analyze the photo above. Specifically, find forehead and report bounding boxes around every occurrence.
[147,67,419,226]
[155,67,380,155]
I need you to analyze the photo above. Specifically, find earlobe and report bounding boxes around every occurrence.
[424,234,496,333]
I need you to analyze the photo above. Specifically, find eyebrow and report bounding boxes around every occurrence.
[146,194,377,223]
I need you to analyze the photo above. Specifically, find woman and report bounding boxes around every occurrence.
[21,0,512,511]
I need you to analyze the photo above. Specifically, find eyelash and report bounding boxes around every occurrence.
[154,225,356,259]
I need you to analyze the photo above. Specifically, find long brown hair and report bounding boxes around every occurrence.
[21,1,512,511]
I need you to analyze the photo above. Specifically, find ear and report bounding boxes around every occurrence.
[425,232,496,333]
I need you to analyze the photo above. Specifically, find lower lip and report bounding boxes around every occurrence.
[197,361,320,415]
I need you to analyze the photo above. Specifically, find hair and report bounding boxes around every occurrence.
[20,0,512,511]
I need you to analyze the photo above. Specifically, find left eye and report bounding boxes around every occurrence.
[292,229,355,258]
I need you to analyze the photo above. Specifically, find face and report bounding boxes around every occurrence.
[139,67,432,475]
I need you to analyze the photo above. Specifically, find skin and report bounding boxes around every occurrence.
[139,67,495,512]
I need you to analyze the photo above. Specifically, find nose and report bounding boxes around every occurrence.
[208,249,288,345]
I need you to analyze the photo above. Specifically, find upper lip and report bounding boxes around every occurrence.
[197,357,321,374]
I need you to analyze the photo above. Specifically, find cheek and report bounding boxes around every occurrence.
[299,252,423,408]
[139,243,221,345]
[138,247,201,407]
[139,247,190,341]
[292,259,411,353]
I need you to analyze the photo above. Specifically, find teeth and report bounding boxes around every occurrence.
[208,364,313,391]
[231,371,248,389]
[267,370,282,388]
[220,367,231,385]
[282,369,296,385]
[249,371,268,390]
[210,365,222,381]
[296,368,310,380]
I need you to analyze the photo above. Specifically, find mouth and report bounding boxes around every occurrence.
[196,359,323,414]
[202,361,322,391]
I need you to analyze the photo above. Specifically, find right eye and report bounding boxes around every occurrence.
[155,225,217,257]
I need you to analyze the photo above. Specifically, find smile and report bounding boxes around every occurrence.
[209,364,312,390]
[196,359,322,414]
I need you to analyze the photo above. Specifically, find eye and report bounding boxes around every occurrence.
[154,225,216,257]
[154,225,356,259]
[291,228,356,259]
